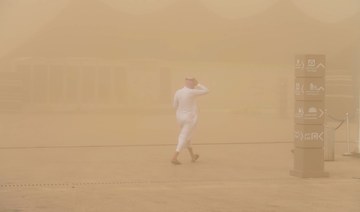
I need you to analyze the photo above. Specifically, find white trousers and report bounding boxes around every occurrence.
[176,112,198,152]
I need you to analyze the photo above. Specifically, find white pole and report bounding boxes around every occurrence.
[355,107,360,154]
[347,113,350,152]
[357,45,360,154]
[358,72,360,154]
[343,113,352,156]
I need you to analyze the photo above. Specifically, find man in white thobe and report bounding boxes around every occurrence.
[171,77,209,165]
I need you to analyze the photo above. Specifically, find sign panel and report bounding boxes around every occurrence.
[295,78,325,101]
[295,55,326,77]
[294,124,324,148]
[295,101,324,124]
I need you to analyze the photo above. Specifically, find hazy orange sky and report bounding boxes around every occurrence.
[0,0,359,65]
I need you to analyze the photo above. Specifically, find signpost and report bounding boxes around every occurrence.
[291,55,329,178]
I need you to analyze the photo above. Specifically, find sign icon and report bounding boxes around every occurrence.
[309,83,324,91]
[308,107,317,113]
[295,59,305,71]
[295,104,324,121]
[307,59,316,67]
[318,108,324,118]
[317,63,326,69]
[296,106,305,118]
[295,78,325,100]
[295,82,304,95]
[295,130,324,142]
[295,55,326,77]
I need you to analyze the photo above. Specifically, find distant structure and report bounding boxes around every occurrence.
[0,57,171,113]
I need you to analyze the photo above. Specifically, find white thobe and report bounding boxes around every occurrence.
[173,84,209,152]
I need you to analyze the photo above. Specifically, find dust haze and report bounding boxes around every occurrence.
[0,0,358,147]
[0,0,360,211]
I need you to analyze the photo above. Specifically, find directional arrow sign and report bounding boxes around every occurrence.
[318,108,324,118]
[317,63,326,69]
[295,101,325,124]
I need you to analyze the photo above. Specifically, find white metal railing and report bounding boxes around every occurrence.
[325,109,359,157]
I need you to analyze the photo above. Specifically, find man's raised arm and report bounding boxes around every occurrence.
[191,84,209,96]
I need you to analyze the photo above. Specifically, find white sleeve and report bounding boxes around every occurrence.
[173,91,179,109]
[190,84,209,96]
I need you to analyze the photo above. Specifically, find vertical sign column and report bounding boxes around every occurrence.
[290,55,329,178]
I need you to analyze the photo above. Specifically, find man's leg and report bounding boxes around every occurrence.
[171,151,181,165]
[185,119,199,162]
[187,146,199,162]
[172,123,191,165]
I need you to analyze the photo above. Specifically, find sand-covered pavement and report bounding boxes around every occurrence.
[0,142,359,212]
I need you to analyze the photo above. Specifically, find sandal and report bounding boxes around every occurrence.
[171,160,181,165]
[192,154,199,162]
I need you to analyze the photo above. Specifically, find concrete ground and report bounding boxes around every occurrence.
[0,143,359,212]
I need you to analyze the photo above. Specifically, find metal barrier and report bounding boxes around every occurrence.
[325,110,359,160]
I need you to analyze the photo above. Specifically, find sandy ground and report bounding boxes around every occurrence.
[0,143,359,212]
[0,113,359,211]
[0,112,296,147]
[2,112,357,146]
